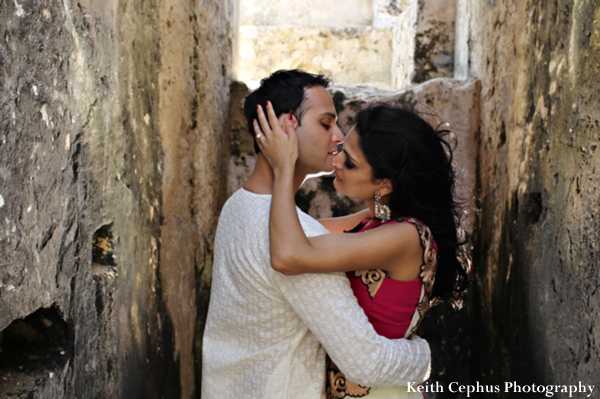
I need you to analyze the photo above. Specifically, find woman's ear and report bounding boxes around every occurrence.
[379,179,393,197]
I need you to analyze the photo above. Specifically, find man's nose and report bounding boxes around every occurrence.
[331,123,344,143]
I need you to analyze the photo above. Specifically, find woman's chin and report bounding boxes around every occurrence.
[332,177,344,193]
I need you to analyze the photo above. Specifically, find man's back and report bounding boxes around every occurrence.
[202,188,329,398]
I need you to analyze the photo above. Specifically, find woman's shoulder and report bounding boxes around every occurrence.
[369,217,424,238]
[364,218,427,281]
[392,217,437,252]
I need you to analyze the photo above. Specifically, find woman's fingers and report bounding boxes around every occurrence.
[254,103,298,172]
[252,118,262,137]
[256,104,272,138]
[252,119,264,147]
[265,101,284,136]
[259,101,291,138]
[285,114,297,143]
[256,102,296,151]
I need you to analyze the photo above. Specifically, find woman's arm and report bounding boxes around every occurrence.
[276,222,423,277]
[255,103,423,278]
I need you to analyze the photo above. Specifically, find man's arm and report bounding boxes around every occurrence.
[272,270,430,386]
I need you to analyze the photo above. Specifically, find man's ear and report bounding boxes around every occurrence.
[279,113,298,130]
[379,179,393,197]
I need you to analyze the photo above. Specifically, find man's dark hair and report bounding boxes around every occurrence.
[243,69,331,153]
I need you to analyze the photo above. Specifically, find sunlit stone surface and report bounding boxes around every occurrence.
[237,26,393,89]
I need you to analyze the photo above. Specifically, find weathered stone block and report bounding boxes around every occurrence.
[239,0,373,27]
[226,81,256,199]
[392,0,456,88]
[413,0,455,83]
[236,26,393,89]
[373,0,411,28]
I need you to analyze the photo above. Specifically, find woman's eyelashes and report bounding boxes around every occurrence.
[343,156,356,169]
[321,123,331,130]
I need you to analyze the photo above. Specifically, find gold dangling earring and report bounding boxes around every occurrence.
[374,191,391,222]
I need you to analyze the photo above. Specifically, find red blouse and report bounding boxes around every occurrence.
[345,218,432,339]
[326,217,439,398]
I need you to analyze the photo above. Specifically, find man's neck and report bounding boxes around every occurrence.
[243,154,306,195]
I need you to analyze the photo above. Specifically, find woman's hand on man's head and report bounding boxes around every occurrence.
[253,101,298,175]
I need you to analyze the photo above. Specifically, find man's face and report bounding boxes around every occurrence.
[294,86,344,176]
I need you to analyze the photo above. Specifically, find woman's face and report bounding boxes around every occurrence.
[332,128,384,201]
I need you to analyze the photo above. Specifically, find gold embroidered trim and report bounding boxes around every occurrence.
[353,269,387,299]
[396,217,440,338]
[326,357,371,399]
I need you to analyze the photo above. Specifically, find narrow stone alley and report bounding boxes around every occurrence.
[0,0,598,398]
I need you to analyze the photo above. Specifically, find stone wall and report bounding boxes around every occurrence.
[234,0,398,89]
[458,0,600,394]
[392,0,456,88]
[235,0,456,90]
[0,1,233,398]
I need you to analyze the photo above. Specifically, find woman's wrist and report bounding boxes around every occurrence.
[272,164,295,178]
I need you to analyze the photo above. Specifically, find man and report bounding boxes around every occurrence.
[202,70,430,398]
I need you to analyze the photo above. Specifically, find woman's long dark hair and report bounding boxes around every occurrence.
[354,102,470,308]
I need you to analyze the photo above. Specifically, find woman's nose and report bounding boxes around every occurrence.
[332,151,343,168]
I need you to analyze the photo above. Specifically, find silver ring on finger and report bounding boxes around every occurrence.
[256,133,264,140]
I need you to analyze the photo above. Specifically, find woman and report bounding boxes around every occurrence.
[253,101,470,398]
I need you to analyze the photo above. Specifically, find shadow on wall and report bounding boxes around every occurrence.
[0,307,71,397]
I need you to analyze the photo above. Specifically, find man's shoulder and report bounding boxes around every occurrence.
[215,188,271,248]
[296,210,328,237]
[224,187,259,206]
[220,187,327,237]
[221,188,270,217]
